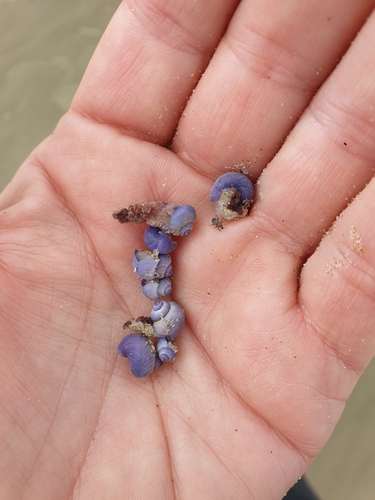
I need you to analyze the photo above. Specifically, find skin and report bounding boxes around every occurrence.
[1,0,375,498]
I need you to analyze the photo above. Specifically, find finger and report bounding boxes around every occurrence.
[300,178,375,373]
[173,0,375,176]
[252,9,375,258]
[71,0,239,145]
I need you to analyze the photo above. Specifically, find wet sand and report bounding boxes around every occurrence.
[0,0,119,191]
[307,360,375,500]
[1,1,374,498]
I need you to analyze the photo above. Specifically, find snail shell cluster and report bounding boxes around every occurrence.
[113,171,254,377]
[113,202,196,377]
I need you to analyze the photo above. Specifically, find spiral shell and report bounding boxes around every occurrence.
[132,249,172,280]
[141,277,172,300]
[210,172,254,220]
[168,205,196,236]
[144,226,177,254]
[113,202,196,236]
[150,300,185,339]
[118,334,162,378]
[156,338,178,362]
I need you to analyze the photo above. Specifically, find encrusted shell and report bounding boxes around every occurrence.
[150,300,185,339]
[132,249,172,280]
[210,172,254,220]
[113,202,196,236]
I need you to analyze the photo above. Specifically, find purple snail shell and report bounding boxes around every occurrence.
[168,205,196,236]
[210,172,254,203]
[113,202,196,236]
[141,277,172,300]
[150,300,185,339]
[144,226,178,254]
[210,172,254,220]
[118,334,162,378]
[132,249,172,280]
[156,338,178,362]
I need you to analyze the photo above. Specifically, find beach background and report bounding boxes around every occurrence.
[0,1,374,498]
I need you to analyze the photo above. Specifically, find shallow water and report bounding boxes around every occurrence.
[0,1,374,499]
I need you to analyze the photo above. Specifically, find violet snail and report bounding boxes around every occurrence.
[156,338,178,362]
[132,249,173,281]
[210,172,254,221]
[150,300,185,339]
[118,334,162,378]
[122,301,185,340]
[113,202,196,236]
[144,226,177,253]
[140,277,172,300]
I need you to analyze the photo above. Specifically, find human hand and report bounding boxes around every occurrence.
[1,1,375,498]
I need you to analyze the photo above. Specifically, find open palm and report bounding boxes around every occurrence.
[1,1,375,498]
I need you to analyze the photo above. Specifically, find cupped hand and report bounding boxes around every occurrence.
[1,1,375,498]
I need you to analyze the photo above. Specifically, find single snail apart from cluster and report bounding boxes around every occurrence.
[113,202,196,236]
[113,202,196,377]
[210,172,254,226]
